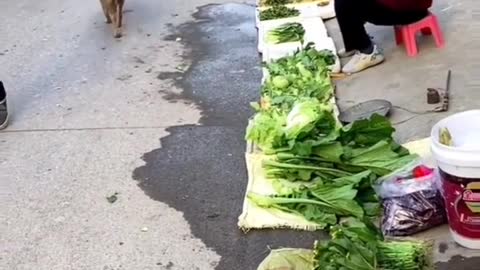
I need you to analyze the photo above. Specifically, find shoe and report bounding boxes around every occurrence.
[0,81,9,130]
[338,36,374,58]
[341,45,385,74]
[328,57,342,73]
[338,48,356,58]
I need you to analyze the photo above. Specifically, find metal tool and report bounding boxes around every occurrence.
[339,70,451,124]
[430,69,451,112]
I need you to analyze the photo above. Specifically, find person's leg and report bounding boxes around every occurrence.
[335,0,372,52]
[338,0,429,73]
[335,0,384,74]
[0,81,9,130]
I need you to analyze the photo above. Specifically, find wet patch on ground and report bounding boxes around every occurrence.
[436,256,480,270]
[132,3,324,270]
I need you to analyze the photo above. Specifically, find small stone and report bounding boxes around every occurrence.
[54,216,65,222]
[175,37,182,42]
[141,227,149,232]
[106,192,119,204]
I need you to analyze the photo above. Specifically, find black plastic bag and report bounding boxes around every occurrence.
[381,189,447,236]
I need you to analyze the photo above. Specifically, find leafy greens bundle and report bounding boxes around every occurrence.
[266,22,305,44]
[261,43,336,111]
[313,218,433,270]
[259,5,300,21]
[246,103,418,226]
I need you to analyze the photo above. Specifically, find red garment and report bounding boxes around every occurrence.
[377,0,432,11]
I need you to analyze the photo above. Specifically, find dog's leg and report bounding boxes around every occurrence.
[117,0,124,28]
[114,0,124,38]
[99,0,112,24]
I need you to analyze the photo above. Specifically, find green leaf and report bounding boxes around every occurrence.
[245,109,286,152]
[346,141,419,176]
[310,185,364,218]
[312,142,344,162]
[284,99,333,140]
[340,114,395,146]
[330,171,373,187]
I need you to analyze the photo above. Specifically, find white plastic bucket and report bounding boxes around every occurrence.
[431,110,480,249]
[431,110,480,178]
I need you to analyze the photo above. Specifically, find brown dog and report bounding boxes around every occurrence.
[99,0,125,38]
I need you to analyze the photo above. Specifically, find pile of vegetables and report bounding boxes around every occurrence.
[247,104,417,227]
[259,0,330,7]
[247,44,417,228]
[245,42,431,268]
[260,43,336,111]
[266,22,305,44]
[261,0,292,6]
[314,218,433,270]
[260,5,301,21]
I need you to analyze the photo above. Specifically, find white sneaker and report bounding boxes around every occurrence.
[342,45,385,74]
[338,48,356,58]
[328,57,341,73]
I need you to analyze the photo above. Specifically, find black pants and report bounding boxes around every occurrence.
[335,0,428,51]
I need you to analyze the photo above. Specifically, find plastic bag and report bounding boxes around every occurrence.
[376,160,437,198]
[376,161,447,236]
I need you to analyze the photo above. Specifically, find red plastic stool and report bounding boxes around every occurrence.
[394,13,445,57]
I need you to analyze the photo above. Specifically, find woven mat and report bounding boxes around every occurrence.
[238,137,432,230]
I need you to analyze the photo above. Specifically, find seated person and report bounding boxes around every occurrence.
[335,0,432,73]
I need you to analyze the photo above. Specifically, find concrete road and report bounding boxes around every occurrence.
[1,0,479,270]
[0,0,221,269]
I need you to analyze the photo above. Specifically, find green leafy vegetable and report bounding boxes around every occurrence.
[247,113,418,227]
[343,140,419,175]
[248,171,377,227]
[340,114,396,146]
[259,5,300,21]
[245,108,286,153]
[261,0,292,6]
[246,99,339,154]
[267,22,305,44]
[284,99,336,140]
[248,192,338,228]
[262,44,335,111]
[313,218,433,270]
[263,158,353,182]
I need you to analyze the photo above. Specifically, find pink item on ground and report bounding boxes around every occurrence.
[394,12,445,57]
